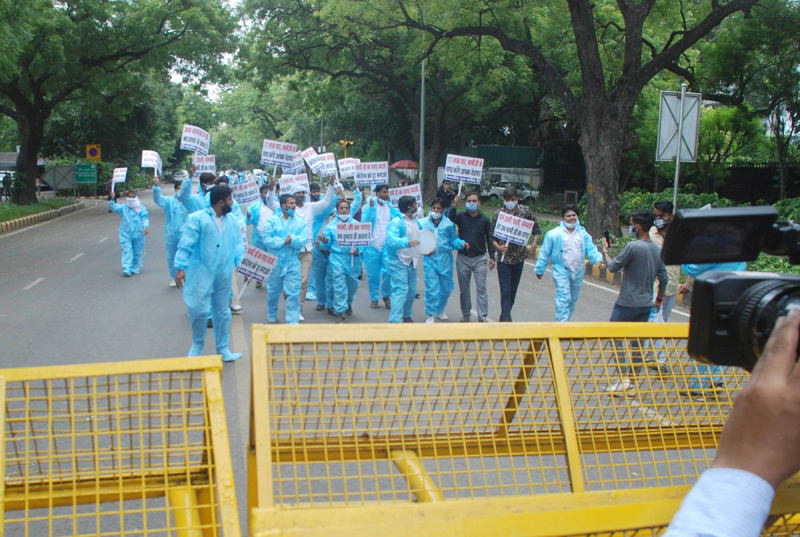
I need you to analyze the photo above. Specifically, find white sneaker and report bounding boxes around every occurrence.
[426,316,436,324]
[299,313,305,322]
[436,312,448,321]
[605,378,634,396]
[229,302,242,313]
[170,280,177,288]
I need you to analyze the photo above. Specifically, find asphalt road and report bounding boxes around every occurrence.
[0,190,689,533]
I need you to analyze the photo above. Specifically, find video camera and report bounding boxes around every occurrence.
[662,206,800,371]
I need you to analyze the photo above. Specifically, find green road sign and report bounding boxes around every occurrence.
[75,163,97,184]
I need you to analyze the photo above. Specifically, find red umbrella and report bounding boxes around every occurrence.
[390,160,419,169]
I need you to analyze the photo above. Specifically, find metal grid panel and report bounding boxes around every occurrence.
[266,338,571,507]
[1,358,239,537]
[560,336,749,492]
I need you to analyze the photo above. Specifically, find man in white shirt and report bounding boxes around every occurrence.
[269,176,336,319]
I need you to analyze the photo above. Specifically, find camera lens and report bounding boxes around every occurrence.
[732,280,800,369]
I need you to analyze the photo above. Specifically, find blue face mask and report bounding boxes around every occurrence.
[504,200,518,211]
[629,224,637,235]
[285,208,295,217]
[466,202,478,213]
[429,211,442,220]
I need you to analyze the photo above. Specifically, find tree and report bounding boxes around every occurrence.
[0,0,236,204]
[385,0,759,235]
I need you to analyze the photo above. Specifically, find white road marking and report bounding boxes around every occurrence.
[23,278,44,291]
[69,252,84,262]
[99,237,109,243]
[525,261,690,318]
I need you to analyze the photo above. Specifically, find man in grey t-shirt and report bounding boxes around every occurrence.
[602,210,668,394]
[602,209,668,321]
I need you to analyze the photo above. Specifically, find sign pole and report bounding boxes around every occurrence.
[672,83,687,211]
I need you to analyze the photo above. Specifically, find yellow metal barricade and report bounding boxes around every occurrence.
[248,322,800,535]
[1,357,240,537]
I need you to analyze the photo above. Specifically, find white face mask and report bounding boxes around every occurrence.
[338,213,350,221]
[564,221,576,230]
[504,200,518,211]
[429,211,442,220]
[126,197,142,213]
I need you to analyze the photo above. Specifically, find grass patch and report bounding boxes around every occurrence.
[0,198,78,223]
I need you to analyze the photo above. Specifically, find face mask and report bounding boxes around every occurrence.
[285,208,295,217]
[221,203,232,216]
[429,211,442,220]
[126,197,142,213]
[338,213,350,221]
[654,218,670,229]
[504,201,518,211]
[202,184,211,193]
[377,198,385,206]
[629,224,638,235]
[564,221,576,230]
[466,202,478,213]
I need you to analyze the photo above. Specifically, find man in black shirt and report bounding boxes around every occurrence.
[437,181,455,208]
[447,191,496,322]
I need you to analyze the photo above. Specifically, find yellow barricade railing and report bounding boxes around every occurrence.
[247,322,800,535]
[1,356,239,537]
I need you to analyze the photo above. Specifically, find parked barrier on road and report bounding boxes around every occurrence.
[1,356,239,537]
[247,323,800,535]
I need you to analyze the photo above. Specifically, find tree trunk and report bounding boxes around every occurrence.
[13,111,47,205]
[578,104,627,238]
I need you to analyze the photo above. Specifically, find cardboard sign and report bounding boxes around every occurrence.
[318,152,338,176]
[279,173,310,194]
[445,154,484,185]
[192,154,216,179]
[260,139,298,168]
[236,246,278,283]
[231,180,260,204]
[140,150,162,176]
[180,124,211,155]
[354,161,389,186]
[338,157,360,178]
[336,221,373,247]
[389,184,423,208]
[112,167,128,184]
[301,147,324,173]
[493,211,535,246]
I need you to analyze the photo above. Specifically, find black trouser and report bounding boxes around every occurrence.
[497,260,525,322]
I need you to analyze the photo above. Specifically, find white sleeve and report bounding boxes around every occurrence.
[663,468,774,537]
[310,185,336,216]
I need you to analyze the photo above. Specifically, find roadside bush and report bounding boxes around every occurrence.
[577,188,740,223]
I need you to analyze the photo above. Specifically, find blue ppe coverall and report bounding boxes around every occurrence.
[320,217,364,314]
[682,261,748,391]
[179,177,209,215]
[385,215,421,323]
[108,199,149,275]
[361,198,402,302]
[534,222,603,322]
[420,215,466,316]
[246,196,276,250]
[174,208,245,360]
[262,211,308,324]
[313,189,363,309]
[153,186,186,278]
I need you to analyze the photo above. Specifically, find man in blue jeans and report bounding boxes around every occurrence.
[602,209,668,394]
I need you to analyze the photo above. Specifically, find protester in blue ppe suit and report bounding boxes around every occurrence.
[247,183,279,289]
[152,174,187,285]
[534,205,604,322]
[680,261,748,394]
[385,195,423,323]
[108,189,150,277]
[361,184,402,309]
[318,198,365,323]
[313,186,363,314]
[262,194,309,324]
[174,186,245,362]
[179,169,216,215]
[421,198,467,323]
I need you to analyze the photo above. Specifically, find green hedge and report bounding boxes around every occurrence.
[0,198,78,223]
[577,188,740,223]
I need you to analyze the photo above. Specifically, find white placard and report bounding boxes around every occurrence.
[235,246,278,283]
[260,139,298,168]
[179,124,211,155]
[445,154,484,185]
[338,158,360,178]
[354,161,389,186]
[140,150,162,176]
[493,211,535,246]
[279,173,310,194]
[318,152,337,176]
[301,147,324,173]
[389,184,423,208]
[231,180,260,204]
[336,221,373,247]
[285,152,305,175]
[192,154,216,177]
[112,167,128,184]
